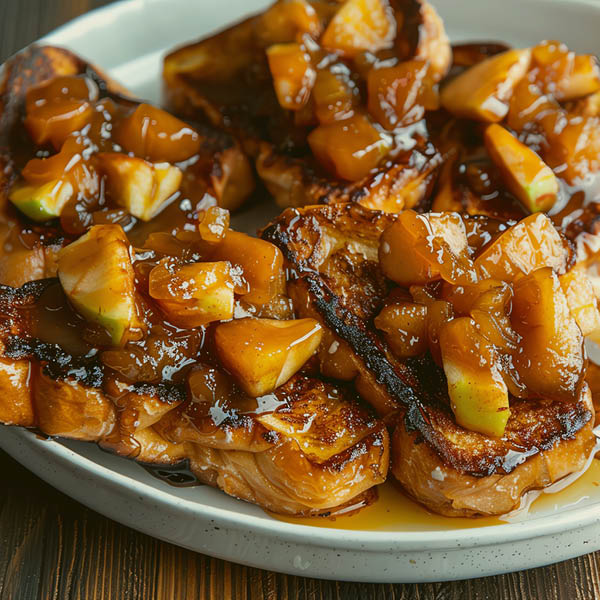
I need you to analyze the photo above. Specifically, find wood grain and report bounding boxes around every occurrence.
[0,1,599,598]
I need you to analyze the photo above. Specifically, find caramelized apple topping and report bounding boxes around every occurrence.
[214,317,323,396]
[163,0,449,184]
[376,210,592,436]
[8,73,254,249]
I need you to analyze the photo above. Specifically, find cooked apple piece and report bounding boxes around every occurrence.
[531,41,600,101]
[379,210,477,287]
[24,75,98,149]
[367,59,438,130]
[115,103,201,163]
[313,65,357,125]
[256,0,322,46]
[25,100,93,150]
[320,0,396,58]
[512,267,584,401]
[211,231,284,304]
[543,115,600,185]
[440,49,531,122]
[440,317,510,438]
[374,301,428,358]
[484,124,558,213]
[469,283,519,352]
[559,263,600,336]
[441,278,503,315]
[97,153,182,221]
[308,113,391,181]
[149,259,234,328]
[426,299,454,366]
[474,213,570,281]
[214,317,323,396]
[267,43,316,110]
[57,224,143,346]
[198,206,230,243]
[9,178,74,221]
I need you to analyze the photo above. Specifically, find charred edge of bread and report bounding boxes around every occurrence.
[262,202,595,479]
[393,386,596,517]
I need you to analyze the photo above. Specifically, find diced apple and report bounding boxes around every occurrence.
[474,213,570,281]
[98,153,182,221]
[308,113,391,181]
[256,0,322,45]
[313,65,357,125]
[149,259,234,328]
[24,75,98,149]
[512,267,584,401]
[115,103,201,163]
[214,317,323,396]
[531,41,600,101]
[57,224,143,346]
[379,210,477,287]
[321,0,396,58]
[9,178,74,221]
[25,100,93,150]
[198,206,230,243]
[374,301,428,358]
[440,317,510,438]
[267,43,316,110]
[367,59,437,130]
[210,231,284,305]
[559,263,600,336]
[484,124,558,213]
[440,49,531,122]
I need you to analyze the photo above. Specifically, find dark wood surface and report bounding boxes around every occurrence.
[1,1,600,598]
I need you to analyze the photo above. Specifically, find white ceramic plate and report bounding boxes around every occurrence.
[1,0,600,583]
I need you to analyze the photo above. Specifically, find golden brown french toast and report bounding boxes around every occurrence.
[262,203,597,516]
[0,277,389,515]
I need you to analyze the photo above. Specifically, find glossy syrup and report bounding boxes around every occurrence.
[269,458,600,532]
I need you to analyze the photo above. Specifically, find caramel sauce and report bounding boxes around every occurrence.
[270,458,600,531]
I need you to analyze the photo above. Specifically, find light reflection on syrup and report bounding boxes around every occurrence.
[269,459,600,532]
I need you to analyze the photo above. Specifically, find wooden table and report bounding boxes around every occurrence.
[1,1,599,598]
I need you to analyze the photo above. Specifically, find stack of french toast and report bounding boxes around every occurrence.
[1,0,599,519]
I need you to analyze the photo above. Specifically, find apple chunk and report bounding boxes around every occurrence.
[441,49,531,122]
[98,153,182,221]
[267,43,315,111]
[379,210,477,286]
[512,267,584,401]
[58,224,143,346]
[321,0,396,58]
[214,317,323,396]
[149,259,234,328]
[474,213,570,281]
[440,317,510,438]
[484,124,558,213]
[9,178,74,221]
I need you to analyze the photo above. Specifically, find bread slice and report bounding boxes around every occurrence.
[0,277,389,515]
[261,202,596,516]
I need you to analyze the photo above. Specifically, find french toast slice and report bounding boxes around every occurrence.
[0,45,254,287]
[261,203,597,516]
[0,277,389,515]
[163,0,448,212]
